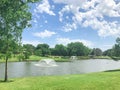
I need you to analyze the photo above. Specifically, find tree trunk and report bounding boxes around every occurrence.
[4,56,8,82]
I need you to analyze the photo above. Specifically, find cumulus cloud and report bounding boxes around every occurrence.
[83,18,120,37]
[63,23,77,32]
[22,40,42,46]
[33,30,56,38]
[54,0,120,37]
[34,0,55,16]
[56,38,93,47]
[54,0,87,6]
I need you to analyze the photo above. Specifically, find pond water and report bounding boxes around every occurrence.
[0,59,120,78]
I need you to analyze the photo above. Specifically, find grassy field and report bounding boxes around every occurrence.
[0,71,120,90]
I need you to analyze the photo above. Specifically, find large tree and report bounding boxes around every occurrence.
[103,49,113,56]
[112,37,120,57]
[67,42,91,56]
[53,44,67,56]
[23,44,35,59]
[0,0,39,82]
[90,48,103,56]
[35,44,50,56]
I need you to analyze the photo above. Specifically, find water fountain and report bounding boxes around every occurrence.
[34,59,58,67]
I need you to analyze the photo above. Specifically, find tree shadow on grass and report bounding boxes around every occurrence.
[104,69,120,72]
[0,80,14,83]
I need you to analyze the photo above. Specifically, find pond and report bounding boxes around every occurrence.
[0,59,120,78]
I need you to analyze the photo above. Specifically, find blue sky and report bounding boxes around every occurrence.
[22,0,120,51]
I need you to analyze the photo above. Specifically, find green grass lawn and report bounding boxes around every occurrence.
[0,71,120,90]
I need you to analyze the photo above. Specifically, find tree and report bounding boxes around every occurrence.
[90,48,102,56]
[23,44,35,55]
[103,49,113,56]
[67,42,91,56]
[116,37,120,45]
[53,44,67,56]
[35,44,50,56]
[34,49,42,56]
[23,44,35,59]
[112,37,120,57]
[0,0,39,82]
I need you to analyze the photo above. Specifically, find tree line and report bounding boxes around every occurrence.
[1,38,120,60]
[22,42,91,58]
[21,37,120,59]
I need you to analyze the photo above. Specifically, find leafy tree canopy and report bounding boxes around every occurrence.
[0,0,40,81]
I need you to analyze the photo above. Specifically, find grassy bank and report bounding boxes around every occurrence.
[0,55,71,62]
[0,71,120,90]
[0,55,112,63]
[110,56,120,61]
[91,56,111,59]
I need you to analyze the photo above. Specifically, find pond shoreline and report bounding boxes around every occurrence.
[0,55,113,63]
[0,59,120,78]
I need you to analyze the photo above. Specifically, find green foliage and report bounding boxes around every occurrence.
[0,54,5,60]
[34,49,42,56]
[23,51,31,59]
[112,37,120,57]
[23,44,35,54]
[25,42,91,57]
[103,49,113,56]
[0,0,40,81]
[116,37,120,45]
[35,44,50,56]
[53,44,67,56]
[90,48,103,56]
[113,44,120,57]
[0,0,40,55]
[67,42,91,56]
[23,44,35,56]
[17,54,25,61]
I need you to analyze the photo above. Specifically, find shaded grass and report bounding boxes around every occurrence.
[110,56,120,61]
[0,71,120,90]
[104,69,120,72]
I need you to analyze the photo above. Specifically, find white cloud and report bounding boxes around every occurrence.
[63,23,77,32]
[33,30,56,38]
[58,5,79,22]
[54,0,120,37]
[34,0,55,16]
[22,40,42,46]
[56,38,93,47]
[83,18,120,37]
[54,0,87,6]
[45,20,48,23]
[95,0,120,17]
